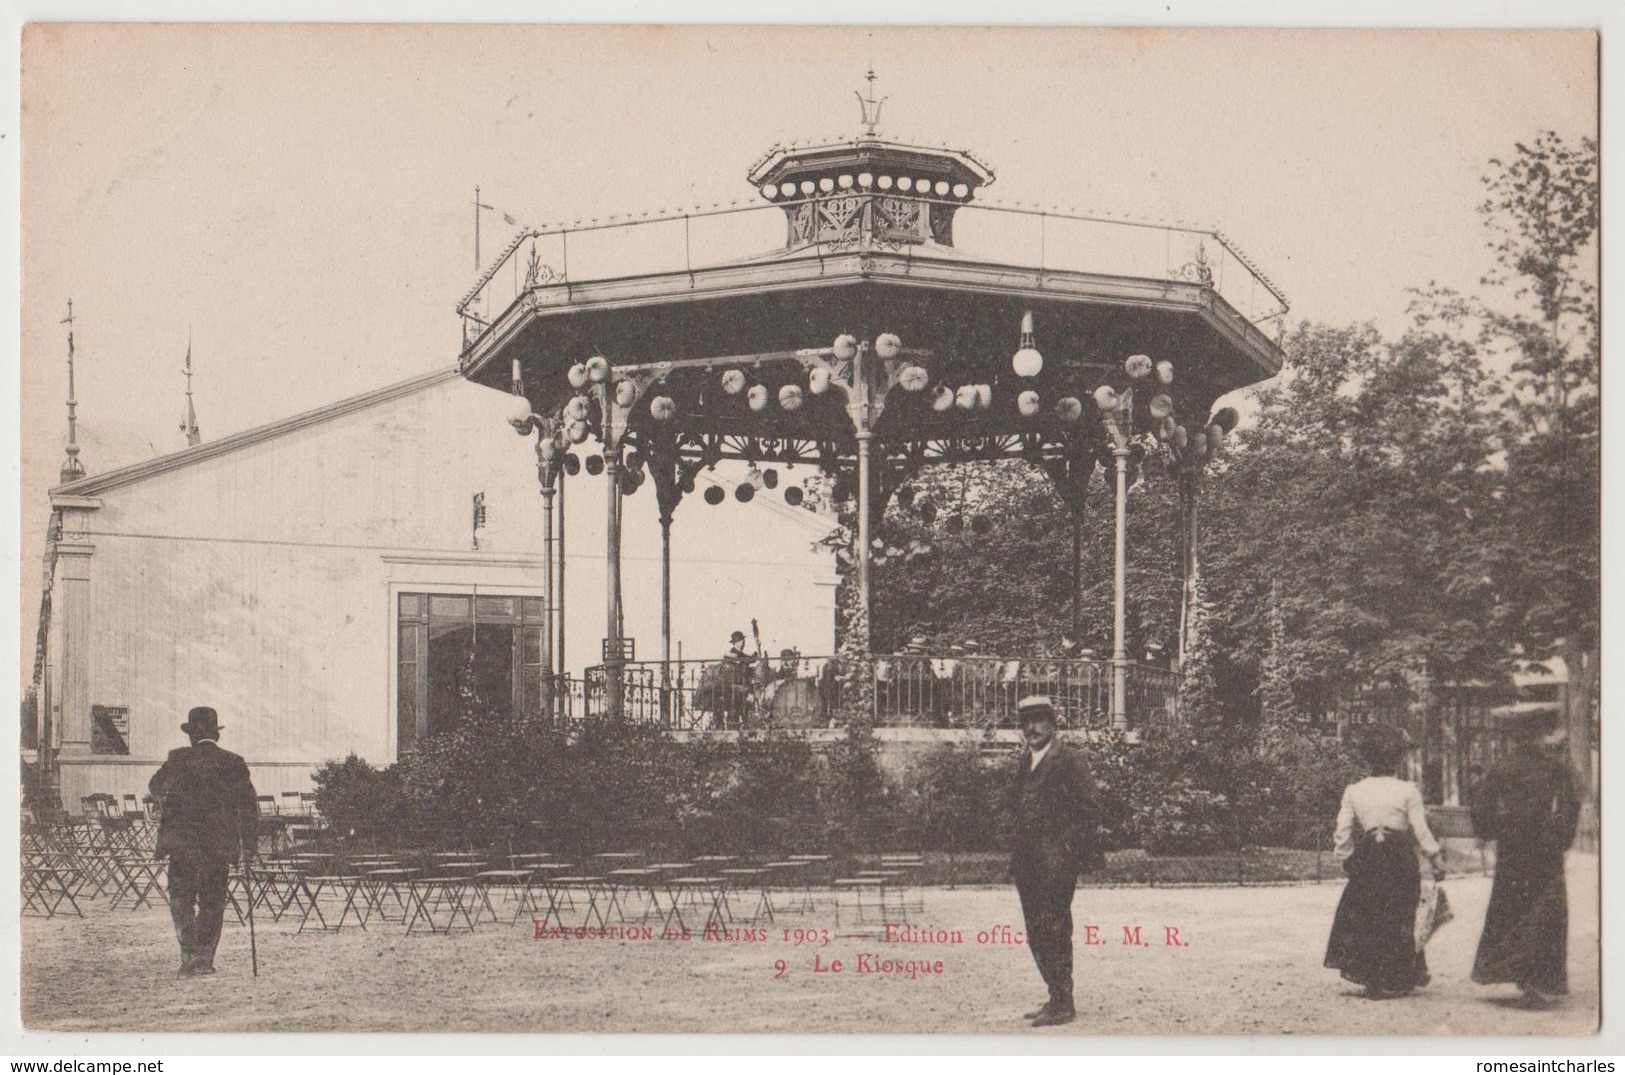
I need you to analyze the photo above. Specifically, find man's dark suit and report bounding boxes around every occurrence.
[150,740,259,972]
[1010,740,1101,1014]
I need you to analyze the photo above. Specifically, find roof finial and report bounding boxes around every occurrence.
[59,299,85,483]
[855,68,887,137]
[180,331,200,447]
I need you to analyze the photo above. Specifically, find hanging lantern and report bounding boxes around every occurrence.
[974,384,993,410]
[504,392,533,429]
[649,395,678,422]
[918,500,938,523]
[970,515,992,536]
[721,369,748,395]
[1017,390,1041,417]
[874,332,903,359]
[784,485,804,507]
[898,364,929,392]
[567,363,588,388]
[1148,394,1174,420]
[1012,347,1043,378]
[832,334,859,361]
[620,470,641,495]
[762,468,780,489]
[953,385,975,410]
[622,448,642,472]
[807,366,832,395]
[945,515,964,535]
[1211,406,1240,433]
[735,483,756,503]
[747,384,770,411]
[585,356,611,383]
[1173,425,1188,450]
[931,386,955,412]
[1191,432,1208,456]
[1094,385,1120,410]
[704,485,725,505]
[1012,310,1042,377]
[778,384,805,411]
[1125,354,1154,379]
[1156,360,1175,385]
[564,396,590,421]
[585,454,605,476]
[1055,396,1083,422]
[614,380,639,408]
[562,453,582,476]
[568,419,591,444]
[1206,424,1226,452]
[896,486,916,508]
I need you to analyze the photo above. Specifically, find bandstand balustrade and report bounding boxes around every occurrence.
[577,653,1179,732]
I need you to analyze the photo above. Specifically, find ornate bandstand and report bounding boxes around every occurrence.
[458,88,1287,734]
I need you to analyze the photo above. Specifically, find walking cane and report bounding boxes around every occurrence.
[243,850,259,978]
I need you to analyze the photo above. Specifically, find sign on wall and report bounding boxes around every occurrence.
[90,704,130,755]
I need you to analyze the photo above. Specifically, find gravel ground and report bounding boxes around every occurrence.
[21,855,1597,1036]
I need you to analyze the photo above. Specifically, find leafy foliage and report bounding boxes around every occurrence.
[872,459,1181,658]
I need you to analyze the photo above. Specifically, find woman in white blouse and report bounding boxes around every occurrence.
[1323,724,1444,998]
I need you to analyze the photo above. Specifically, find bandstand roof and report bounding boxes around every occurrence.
[459,128,1288,468]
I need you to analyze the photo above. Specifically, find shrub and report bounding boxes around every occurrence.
[897,741,1007,854]
[310,754,405,841]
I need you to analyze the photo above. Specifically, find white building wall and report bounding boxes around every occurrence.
[46,371,838,806]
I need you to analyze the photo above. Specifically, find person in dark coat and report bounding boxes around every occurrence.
[1469,709,1580,1005]
[149,706,259,976]
[714,630,761,730]
[1008,695,1102,1027]
[1324,723,1443,998]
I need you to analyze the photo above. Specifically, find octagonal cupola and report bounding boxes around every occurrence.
[747,73,995,251]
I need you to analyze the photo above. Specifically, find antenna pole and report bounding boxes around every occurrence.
[59,301,84,482]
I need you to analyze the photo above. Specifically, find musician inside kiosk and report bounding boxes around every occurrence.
[702,629,758,730]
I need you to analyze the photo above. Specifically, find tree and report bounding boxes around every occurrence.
[1475,132,1599,812]
[872,458,1182,659]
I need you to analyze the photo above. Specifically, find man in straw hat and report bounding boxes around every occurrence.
[1009,695,1102,1026]
[149,706,259,976]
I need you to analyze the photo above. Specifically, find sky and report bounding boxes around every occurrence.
[12,22,1601,665]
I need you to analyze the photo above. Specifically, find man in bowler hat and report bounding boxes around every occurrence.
[149,706,259,976]
[1009,695,1102,1026]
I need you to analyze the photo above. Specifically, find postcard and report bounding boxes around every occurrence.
[15,22,1603,1043]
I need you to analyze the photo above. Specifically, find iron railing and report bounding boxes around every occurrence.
[458,197,1288,350]
[578,653,1180,732]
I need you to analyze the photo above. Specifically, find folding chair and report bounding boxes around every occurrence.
[879,854,926,915]
[299,869,370,932]
[719,867,775,925]
[363,867,420,923]
[832,876,889,926]
[109,854,169,910]
[22,854,84,918]
[405,876,478,934]
[666,876,730,933]
[549,875,611,930]
[761,860,815,915]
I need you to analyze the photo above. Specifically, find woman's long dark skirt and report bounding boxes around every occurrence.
[1471,846,1569,996]
[1325,833,1423,994]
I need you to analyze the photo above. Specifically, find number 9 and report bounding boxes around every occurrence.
[773,959,787,978]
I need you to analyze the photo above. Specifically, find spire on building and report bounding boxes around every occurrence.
[855,68,887,136]
[180,335,200,447]
[59,300,85,483]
